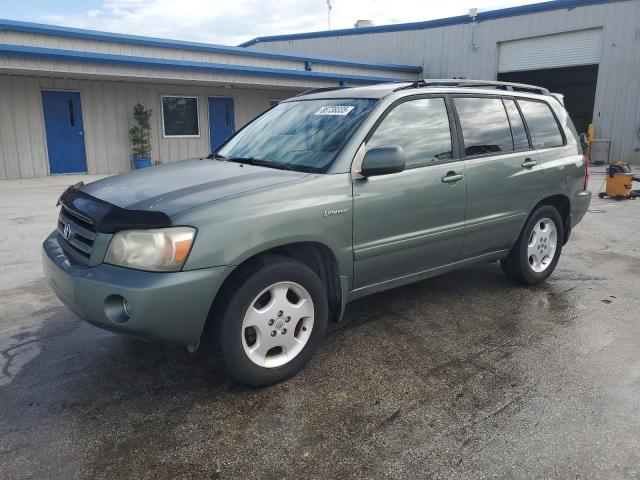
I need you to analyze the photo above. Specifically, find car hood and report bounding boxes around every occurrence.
[81,158,308,216]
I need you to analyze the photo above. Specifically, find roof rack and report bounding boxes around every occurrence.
[393,79,550,96]
[295,86,352,97]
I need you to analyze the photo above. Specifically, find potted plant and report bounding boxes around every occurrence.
[128,103,152,169]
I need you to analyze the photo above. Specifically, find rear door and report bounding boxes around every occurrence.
[517,98,573,192]
[452,96,545,259]
[352,95,466,288]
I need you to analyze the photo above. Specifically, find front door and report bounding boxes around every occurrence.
[209,97,235,151]
[41,91,87,174]
[352,96,467,289]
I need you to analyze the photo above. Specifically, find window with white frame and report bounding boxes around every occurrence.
[161,96,200,137]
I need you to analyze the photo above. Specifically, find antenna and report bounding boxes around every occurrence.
[469,7,479,52]
[327,0,332,30]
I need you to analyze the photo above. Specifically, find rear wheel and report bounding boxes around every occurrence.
[209,255,328,386]
[501,205,563,285]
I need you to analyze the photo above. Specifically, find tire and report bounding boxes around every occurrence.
[208,254,328,386]
[500,205,564,285]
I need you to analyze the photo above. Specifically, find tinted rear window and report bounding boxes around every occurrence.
[454,97,513,156]
[517,100,564,149]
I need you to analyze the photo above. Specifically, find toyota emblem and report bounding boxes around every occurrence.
[63,223,71,240]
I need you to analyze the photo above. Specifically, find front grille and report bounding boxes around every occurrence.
[57,203,97,265]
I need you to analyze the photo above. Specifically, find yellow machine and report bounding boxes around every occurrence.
[598,161,640,200]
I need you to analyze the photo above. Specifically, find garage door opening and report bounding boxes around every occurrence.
[498,64,598,135]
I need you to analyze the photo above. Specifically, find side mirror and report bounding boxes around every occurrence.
[361,146,405,177]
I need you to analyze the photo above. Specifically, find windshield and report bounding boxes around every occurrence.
[217,98,377,173]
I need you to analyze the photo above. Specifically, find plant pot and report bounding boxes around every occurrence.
[133,156,152,169]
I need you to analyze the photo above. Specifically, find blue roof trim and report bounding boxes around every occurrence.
[238,0,624,46]
[0,44,407,84]
[0,18,421,74]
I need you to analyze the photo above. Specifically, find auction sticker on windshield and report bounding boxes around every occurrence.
[314,106,355,116]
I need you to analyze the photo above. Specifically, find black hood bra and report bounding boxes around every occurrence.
[58,184,171,234]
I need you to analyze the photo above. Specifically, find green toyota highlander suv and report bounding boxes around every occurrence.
[43,80,591,385]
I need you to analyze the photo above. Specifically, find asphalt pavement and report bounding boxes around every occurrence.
[0,172,639,479]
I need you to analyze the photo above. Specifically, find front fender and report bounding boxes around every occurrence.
[175,173,354,280]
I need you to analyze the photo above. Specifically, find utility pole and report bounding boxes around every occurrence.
[327,0,332,30]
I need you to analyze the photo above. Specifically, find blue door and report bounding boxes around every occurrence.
[208,97,235,151]
[41,91,87,174]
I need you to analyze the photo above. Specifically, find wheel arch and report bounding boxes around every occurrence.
[531,194,571,244]
[206,241,344,338]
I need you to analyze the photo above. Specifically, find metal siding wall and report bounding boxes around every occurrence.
[0,73,297,179]
[250,0,640,163]
[0,31,417,80]
[0,53,394,89]
[0,75,49,179]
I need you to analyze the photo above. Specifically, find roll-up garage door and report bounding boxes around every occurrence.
[498,29,603,73]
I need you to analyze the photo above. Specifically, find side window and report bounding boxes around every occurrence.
[454,97,514,156]
[367,98,453,167]
[503,99,530,150]
[517,99,564,149]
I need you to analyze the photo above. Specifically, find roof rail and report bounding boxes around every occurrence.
[296,86,351,97]
[394,79,550,95]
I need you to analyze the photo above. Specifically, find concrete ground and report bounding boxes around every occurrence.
[0,171,639,479]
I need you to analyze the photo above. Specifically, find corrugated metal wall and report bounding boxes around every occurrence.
[0,74,295,179]
[0,30,417,82]
[248,0,640,164]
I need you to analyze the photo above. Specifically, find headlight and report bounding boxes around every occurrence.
[104,227,196,272]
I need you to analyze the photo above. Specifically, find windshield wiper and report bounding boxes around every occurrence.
[252,159,317,173]
[226,156,284,168]
[227,156,258,165]
[215,154,317,173]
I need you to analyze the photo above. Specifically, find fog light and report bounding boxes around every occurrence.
[123,299,132,317]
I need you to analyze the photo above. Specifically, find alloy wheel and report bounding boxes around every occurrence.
[527,217,558,273]
[241,281,314,368]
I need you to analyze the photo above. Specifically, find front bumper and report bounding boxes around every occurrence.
[42,232,233,346]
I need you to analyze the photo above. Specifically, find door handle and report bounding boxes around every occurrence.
[521,158,537,168]
[76,131,84,136]
[442,172,464,183]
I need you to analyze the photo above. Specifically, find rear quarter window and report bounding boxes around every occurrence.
[517,99,564,149]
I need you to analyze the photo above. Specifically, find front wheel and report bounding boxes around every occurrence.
[209,255,328,386]
[501,205,563,285]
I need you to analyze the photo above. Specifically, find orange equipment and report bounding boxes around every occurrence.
[598,162,640,200]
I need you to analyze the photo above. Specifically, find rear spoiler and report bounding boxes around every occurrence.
[550,93,565,106]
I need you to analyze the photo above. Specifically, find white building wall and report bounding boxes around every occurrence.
[0,74,295,180]
[248,0,640,163]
